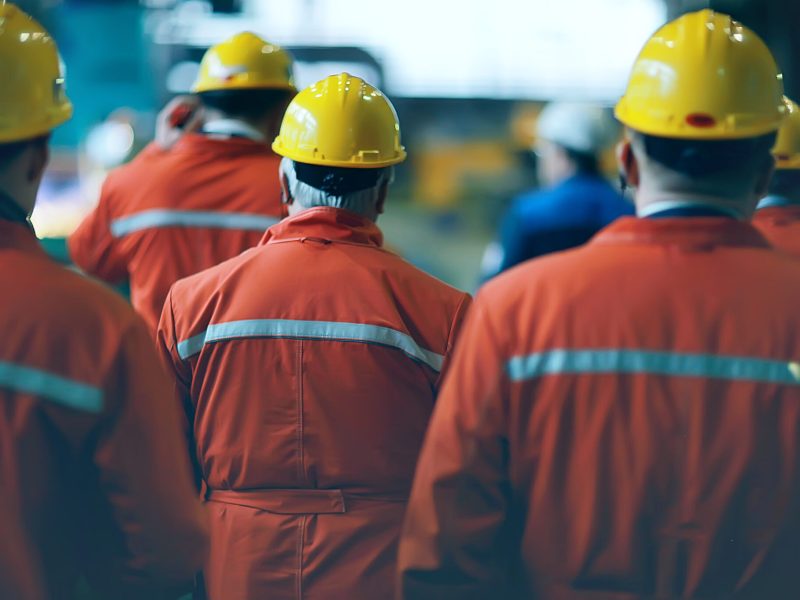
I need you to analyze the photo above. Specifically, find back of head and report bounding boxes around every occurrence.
[0,4,72,212]
[272,73,406,220]
[192,32,295,123]
[615,10,786,206]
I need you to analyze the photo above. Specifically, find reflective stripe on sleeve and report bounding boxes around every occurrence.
[506,348,800,385]
[110,210,280,238]
[0,360,103,412]
[177,318,444,372]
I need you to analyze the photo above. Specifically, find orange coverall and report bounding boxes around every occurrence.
[753,203,800,258]
[398,216,800,599]
[69,134,285,333]
[0,218,208,599]
[158,207,471,599]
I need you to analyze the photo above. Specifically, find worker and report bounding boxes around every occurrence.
[480,101,633,280]
[398,10,800,598]
[753,97,800,256]
[68,31,296,333]
[0,5,208,598]
[157,73,471,600]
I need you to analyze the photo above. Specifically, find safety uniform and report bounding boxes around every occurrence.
[69,31,295,334]
[68,133,285,333]
[158,207,470,599]
[0,213,209,598]
[399,216,800,598]
[398,10,800,599]
[0,6,208,597]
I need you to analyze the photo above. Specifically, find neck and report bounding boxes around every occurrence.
[0,188,31,226]
[201,112,270,142]
[288,203,379,223]
[634,188,752,220]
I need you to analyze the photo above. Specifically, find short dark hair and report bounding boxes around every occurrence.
[640,132,776,177]
[0,135,48,169]
[768,169,800,197]
[197,88,293,121]
[293,161,389,195]
[564,147,599,175]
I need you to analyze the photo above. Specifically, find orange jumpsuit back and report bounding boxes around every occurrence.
[158,207,471,599]
[753,201,800,257]
[69,134,285,333]
[0,218,208,599]
[399,217,800,599]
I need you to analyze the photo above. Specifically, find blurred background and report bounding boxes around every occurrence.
[19,0,800,291]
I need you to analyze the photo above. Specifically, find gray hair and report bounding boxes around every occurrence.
[280,157,393,217]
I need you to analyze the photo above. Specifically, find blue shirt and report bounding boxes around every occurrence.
[485,173,633,278]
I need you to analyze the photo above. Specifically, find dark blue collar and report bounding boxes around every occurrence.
[645,206,737,219]
[0,190,30,228]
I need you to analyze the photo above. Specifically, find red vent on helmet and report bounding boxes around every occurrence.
[685,113,717,128]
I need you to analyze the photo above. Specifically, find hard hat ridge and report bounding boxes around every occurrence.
[272,73,406,168]
[192,31,296,94]
[615,9,786,140]
[0,3,73,143]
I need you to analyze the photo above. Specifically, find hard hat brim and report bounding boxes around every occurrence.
[272,141,407,168]
[191,81,297,94]
[0,103,73,144]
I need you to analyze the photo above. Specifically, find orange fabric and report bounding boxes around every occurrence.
[69,135,285,333]
[753,205,800,258]
[157,207,471,600]
[398,217,800,599]
[0,220,208,598]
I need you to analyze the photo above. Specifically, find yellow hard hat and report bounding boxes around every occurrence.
[0,4,72,143]
[773,98,800,169]
[615,10,786,140]
[192,32,295,93]
[272,73,406,168]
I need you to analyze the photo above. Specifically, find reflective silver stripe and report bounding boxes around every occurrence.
[0,360,103,413]
[177,318,444,372]
[110,210,279,238]
[507,349,800,385]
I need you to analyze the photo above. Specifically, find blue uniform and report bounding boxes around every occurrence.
[484,173,633,278]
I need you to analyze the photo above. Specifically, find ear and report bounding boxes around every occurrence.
[754,153,776,199]
[616,138,639,188]
[26,140,49,184]
[375,181,389,215]
[280,171,293,206]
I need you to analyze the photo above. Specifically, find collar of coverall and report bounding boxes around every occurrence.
[201,118,266,142]
[591,215,771,250]
[639,200,744,219]
[261,206,384,248]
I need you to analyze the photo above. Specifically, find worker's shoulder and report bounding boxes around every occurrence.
[100,143,168,202]
[44,259,137,322]
[479,239,614,313]
[169,244,260,306]
[5,254,140,345]
[367,246,470,304]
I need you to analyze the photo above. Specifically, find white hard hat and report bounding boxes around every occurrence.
[536,102,618,155]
